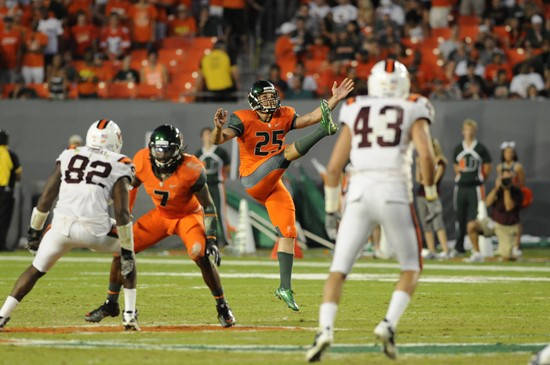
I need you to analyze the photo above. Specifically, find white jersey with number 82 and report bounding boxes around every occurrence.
[53,146,134,236]
[339,94,434,182]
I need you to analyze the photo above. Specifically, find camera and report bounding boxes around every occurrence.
[501,177,512,187]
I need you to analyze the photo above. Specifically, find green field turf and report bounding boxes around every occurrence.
[0,249,549,365]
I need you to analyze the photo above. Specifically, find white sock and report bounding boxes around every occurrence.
[0,296,20,318]
[384,290,411,329]
[123,288,137,313]
[319,302,338,332]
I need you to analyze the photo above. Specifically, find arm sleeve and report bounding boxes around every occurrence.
[481,145,492,163]
[219,148,230,166]
[227,113,245,137]
[453,145,461,163]
[190,169,207,192]
[10,152,21,172]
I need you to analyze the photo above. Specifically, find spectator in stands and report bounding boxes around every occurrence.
[439,26,460,61]
[429,78,455,100]
[463,80,487,99]
[492,69,511,98]
[198,6,223,37]
[460,0,485,16]
[129,0,157,49]
[430,0,452,28]
[37,6,63,66]
[510,63,544,98]
[62,50,78,83]
[309,0,331,27]
[100,13,131,60]
[21,21,48,84]
[46,53,67,100]
[332,0,358,26]
[9,76,38,99]
[68,134,83,149]
[77,49,102,99]
[526,84,545,100]
[334,30,356,61]
[416,138,450,259]
[105,0,131,21]
[197,40,238,102]
[113,54,139,83]
[525,15,547,49]
[458,61,486,96]
[0,129,22,251]
[267,64,288,94]
[291,16,313,58]
[467,168,522,261]
[287,61,317,94]
[285,76,314,99]
[0,16,21,84]
[140,49,167,87]
[169,4,196,37]
[223,0,247,53]
[484,53,512,85]
[71,11,97,60]
[482,0,509,26]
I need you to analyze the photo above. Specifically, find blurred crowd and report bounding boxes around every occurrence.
[273,0,550,100]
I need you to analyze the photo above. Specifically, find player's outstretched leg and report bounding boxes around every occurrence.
[374,270,419,360]
[85,256,122,323]
[0,265,45,331]
[285,100,338,162]
[195,255,236,327]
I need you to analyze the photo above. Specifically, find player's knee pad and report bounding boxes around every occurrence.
[189,242,205,261]
[275,225,297,239]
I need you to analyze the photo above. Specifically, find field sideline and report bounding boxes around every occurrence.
[0,250,549,365]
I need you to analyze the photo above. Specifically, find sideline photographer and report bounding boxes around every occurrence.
[467,168,523,261]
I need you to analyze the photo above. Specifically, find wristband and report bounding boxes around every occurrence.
[325,185,340,213]
[424,185,438,200]
[117,222,134,251]
[30,208,49,231]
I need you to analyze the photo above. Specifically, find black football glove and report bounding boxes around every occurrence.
[206,238,221,266]
[26,227,42,255]
[120,248,135,279]
[325,211,341,241]
[425,198,443,223]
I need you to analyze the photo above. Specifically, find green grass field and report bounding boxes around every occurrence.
[0,249,549,365]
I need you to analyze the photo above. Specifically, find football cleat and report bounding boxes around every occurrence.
[320,100,338,135]
[305,327,333,362]
[122,310,140,331]
[84,300,120,323]
[216,301,236,328]
[275,287,299,312]
[374,319,398,360]
[529,344,550,365]
[0,316,10,331]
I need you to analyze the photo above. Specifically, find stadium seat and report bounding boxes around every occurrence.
[162,37,189,49]
[458,25,480,43]
[505,48,527,67]
[457,15,480,25]
[431,27,452,41]
[108,82,136,99]
[136,83,164,100]
[192,37,216,50]
[97,82,109,99]
[492,26,510,45]
[1,83,15,98]
[28,83,49,98]
[305,59,326,75]
[164,81,195,102]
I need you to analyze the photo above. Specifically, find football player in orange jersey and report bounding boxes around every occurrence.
[212,79,354,311]
[85,124,236,327]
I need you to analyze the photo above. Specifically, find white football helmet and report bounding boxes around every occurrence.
[86,119,123,153]
[368,59,410,98]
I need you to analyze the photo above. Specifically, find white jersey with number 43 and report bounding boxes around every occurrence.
[339,94,434,182]
[53,146,134,237]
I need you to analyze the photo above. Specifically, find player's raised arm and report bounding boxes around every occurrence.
[294,78,354,129]
[211,108,237,145]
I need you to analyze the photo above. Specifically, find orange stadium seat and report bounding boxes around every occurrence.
[1,83,15,98]
[108,82,136,99]
[505,48,528,67]
[136,83,164,100]
[457,15,480,25]
[192,37,216,50]
[431,27,452,40]
[492,26,510,46]
[162,37,189,49]
[305,59,326,75]
[28,83,49,98]
[459,25,480,43]
[97,82,109,98]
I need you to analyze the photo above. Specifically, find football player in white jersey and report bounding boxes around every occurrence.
[0,120,139,331]
[306,59,441,362]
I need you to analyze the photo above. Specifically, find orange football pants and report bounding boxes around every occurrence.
[245,168,297,239]
[133,208,206,260]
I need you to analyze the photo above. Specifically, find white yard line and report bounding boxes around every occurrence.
[1,255,549,273]
[79,271,550,283]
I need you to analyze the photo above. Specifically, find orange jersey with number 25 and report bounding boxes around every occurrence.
[228,106,297,177]
[132,148,205,219]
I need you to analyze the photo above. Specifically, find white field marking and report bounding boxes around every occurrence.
[80,271,550,283]
[0,338,546,354]
[1,255,550,273]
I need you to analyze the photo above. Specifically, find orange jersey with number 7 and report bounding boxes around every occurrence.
[130,148,204,219]
[227,106,297,177]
